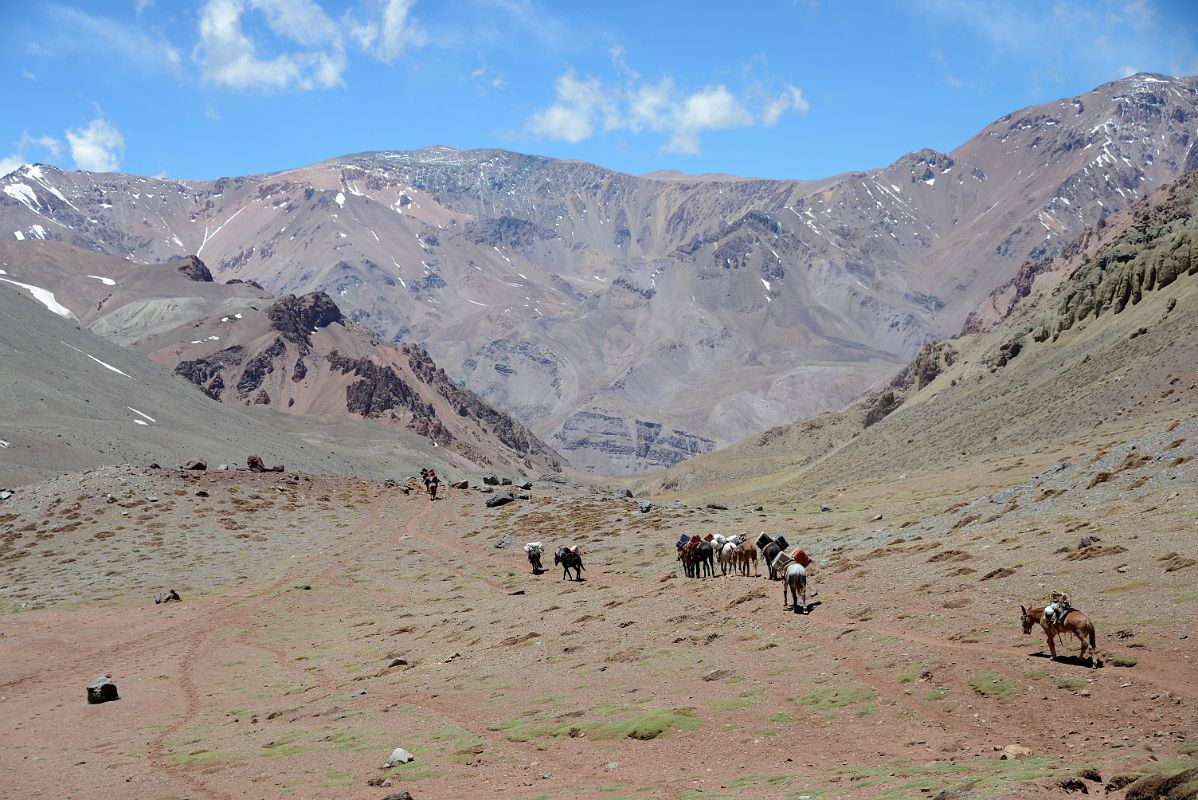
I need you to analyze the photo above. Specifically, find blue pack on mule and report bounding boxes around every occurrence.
[773,534,789,550]
[678,534,691,547]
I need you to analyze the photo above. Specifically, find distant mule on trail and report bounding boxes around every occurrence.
[555,547,585,581]
[1021,604,1099,666]
[783,563,808,613]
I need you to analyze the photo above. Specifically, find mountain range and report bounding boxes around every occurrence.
[2,72,1196,473]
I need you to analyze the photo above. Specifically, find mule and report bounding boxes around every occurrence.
[717,542,737,577]
[678,541,714,578]
[762,541,782,580]
[1021,605,1099,666]
[555,547,585,581]
[527,548,543,574]
[735,540,758,577]
[783,563,808,612]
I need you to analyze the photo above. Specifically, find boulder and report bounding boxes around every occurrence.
[820,504,832,512]
[500,477,513,486]
[450,480,469,490]
[0,490,13,501]
[478,486,494,494]
[381,793,414,800]
[155,589,181,604]
[639,501,653,513]
[247,454,284,473]
[482,474,500,486]
[1000,744,1032,760]
[87,675,119,704]
[181,459,207,470]
[706,502,728,511]
[518,481,532,490]
[486,491,516,508]
[217,464,230,471]
[493,534,513,549]
[382,748,414,768]
[623,489,634,498]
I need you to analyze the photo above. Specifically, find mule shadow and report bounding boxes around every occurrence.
[1029,651,1101,668]
[790,600,823,615]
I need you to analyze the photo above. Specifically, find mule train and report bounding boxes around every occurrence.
[676,533,813,613]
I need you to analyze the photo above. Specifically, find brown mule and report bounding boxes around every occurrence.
[1021,605,1099,667]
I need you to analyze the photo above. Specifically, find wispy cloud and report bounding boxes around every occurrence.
[913,0,1193,83]
[195,0,428,92]
[526,63,809,154]
[0,133,64,177]
[346,0,425,63]
[39,4,182,75]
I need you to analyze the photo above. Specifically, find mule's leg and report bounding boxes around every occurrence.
[1046,630,1058,660]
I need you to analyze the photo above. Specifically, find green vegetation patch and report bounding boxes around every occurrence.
[795,684,876,711]
[968,671,1018,701]
[896,661,936,684]
[1109,654,1138,667]
[1056,676,1088,691]
[709,691,765,712]
[490,706,700,742]
[170,749,243,766]
[843,755,1055,796]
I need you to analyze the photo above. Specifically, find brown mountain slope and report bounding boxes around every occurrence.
[0,242,561,476]
[644,168,1198,506]
[2,74,1196,472]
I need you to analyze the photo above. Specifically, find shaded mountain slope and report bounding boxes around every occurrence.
[0,242,561,477]
[645,168,1198,503]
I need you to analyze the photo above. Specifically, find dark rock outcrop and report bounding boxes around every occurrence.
[237,338,286,396]
[174,345,245,400]
[172,255,213,282]
[181,459,206,470]
[155,589,181,604]
[268,292,343,347]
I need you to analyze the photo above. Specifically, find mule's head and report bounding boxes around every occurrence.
[1020,605,1035,634]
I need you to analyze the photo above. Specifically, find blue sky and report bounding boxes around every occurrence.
[2,0,1196,181]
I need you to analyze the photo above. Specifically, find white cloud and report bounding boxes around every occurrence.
[0,133,63,177]
[527,66,810,154]
[197,0,346,91]
[347,0,425,61]
[1118,64,1140,77]
[21,68,37,81]
[66,116,125,172]
[760,84,809,126]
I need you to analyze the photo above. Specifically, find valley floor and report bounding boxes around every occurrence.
[1,432,1196,799]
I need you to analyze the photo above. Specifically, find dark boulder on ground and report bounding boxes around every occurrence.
[247,454,283,473]
[518,481,532,490]
[639,501,653,513]
[482,474,500,486]
[706,502,728,511]
[450,480,469,490]
[181,459,207,470]
[486,491,516,508]
[87,675,119,704]
[155,589,181,604]
[500,476,513,486]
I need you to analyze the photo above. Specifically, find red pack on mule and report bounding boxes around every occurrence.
[791,549,811,567]
[703,533,715,542]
